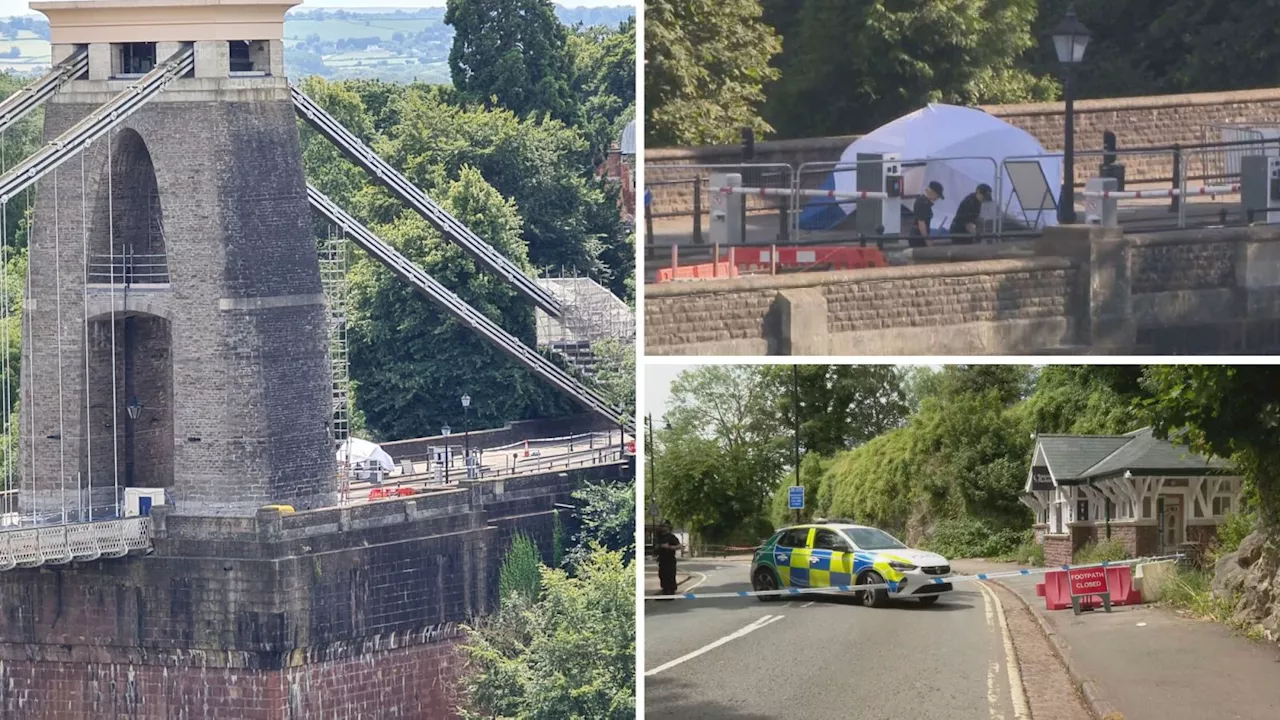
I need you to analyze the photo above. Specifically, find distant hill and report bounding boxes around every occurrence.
[0,5,633,83]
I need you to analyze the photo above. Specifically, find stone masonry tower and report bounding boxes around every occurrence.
[20,0,336,518]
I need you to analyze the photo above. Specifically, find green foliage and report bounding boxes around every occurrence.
[458,546,635,719]
[924,518,1030,559]
[590,338,636,422]
[1216,510,1259,556]
[1020,365,1145,435]
[644,0,781,146]
[567,19,636,161]
[446,0,576,120]
[566,481,636,570]
[1073,539,1131,565]
[759,364,909,459]
[997,537,1046,567]
[498,532,543,604]
[762,0,1057,137]
[1140,366,1280,529]
[552,509,566,567]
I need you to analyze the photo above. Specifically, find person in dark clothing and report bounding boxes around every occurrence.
[949,183,992,244]
[654,520,682,599]
[909,181,944,248]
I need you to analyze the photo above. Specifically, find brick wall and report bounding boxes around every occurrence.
[646,258,1081,355]
[1043,534,1072,566]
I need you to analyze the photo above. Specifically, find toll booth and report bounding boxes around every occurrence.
[1241,155,1280,224]
[709,172,744,246]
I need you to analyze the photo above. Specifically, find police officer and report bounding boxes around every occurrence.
[654,519,683,598]
[949,183,992,244]
[910,181,944,248]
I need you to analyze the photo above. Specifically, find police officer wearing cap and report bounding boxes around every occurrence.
[949,183,992,244]
[910,181,944,248]
[654,520,682,599]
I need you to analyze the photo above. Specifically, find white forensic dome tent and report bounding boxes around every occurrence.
[337,437,395,472]
[831,104,1062,231]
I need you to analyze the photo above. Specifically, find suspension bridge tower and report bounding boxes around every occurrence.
[20,0,336,519]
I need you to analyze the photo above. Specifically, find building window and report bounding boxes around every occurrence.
[1143,496,1152,519]
[1213,495,1233,516]
[229,41,269,75]
[118,43,157,76]
[1076,498,1090,523]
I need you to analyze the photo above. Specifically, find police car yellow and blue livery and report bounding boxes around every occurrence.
[750,523,954,607]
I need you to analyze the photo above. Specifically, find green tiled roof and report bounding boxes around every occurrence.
[1035,427,1229,483]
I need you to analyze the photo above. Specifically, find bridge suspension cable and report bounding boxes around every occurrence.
[290,86,564,319]
[0,48,88,136]
[307,184,633,434]
[0,46,194,206]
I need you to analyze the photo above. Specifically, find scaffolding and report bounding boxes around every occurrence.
[319,228,351,446]
[535,272,634,377]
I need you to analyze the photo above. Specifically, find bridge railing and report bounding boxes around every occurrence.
[0,516,152,572]
[87,254,170,285]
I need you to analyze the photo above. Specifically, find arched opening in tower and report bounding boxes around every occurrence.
[85,313,175,502]
[91,129,168,286]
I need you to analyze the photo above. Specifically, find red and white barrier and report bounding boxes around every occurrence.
[1083,184,1240,199]
[717,186,889,200]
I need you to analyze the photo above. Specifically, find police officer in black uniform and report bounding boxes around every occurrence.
[949,183,992,244]
[654,520,683,598]
[910,181,944,248]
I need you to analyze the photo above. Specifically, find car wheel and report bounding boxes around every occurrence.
[859,571,889,608]
[918,595,939,606]
[752,567,780,602]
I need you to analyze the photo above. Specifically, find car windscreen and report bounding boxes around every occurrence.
[844,527,907,550]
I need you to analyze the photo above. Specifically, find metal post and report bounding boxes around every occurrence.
[1170,145,1182,213]
[741,127,754,247]
[792,364,801,525]
[712,242,720,277]
[692,180,702,245]
[671,243,678,275]
[770,244,777,275]
[1060,72,1077,224]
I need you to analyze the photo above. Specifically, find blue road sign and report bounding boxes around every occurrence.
[788,485,804,510]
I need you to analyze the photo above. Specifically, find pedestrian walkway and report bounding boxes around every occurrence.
[956,559,1280,720]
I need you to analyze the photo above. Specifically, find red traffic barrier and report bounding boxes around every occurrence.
[731,246,887,273]
[367,487,416,501]
[1038,564,1141,611]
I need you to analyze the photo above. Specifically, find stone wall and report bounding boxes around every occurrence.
[379,412,618,463]
[645,224,1280,355]
[0,459,634,719]
[1043,534,1073,567]
[646,257,1082,355]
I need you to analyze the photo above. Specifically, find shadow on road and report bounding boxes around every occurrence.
[644,589,977,615]
[644,674,778,720]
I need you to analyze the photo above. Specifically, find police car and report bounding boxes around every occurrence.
[750,522,954,607]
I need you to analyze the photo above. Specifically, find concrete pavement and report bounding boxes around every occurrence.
[644,559,1022,719]
[962,559,1280,720]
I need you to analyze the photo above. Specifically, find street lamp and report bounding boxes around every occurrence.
[1048,4,1091,224]
[441,424,451,483]
[126,399,142,420]
[461,394,471,478]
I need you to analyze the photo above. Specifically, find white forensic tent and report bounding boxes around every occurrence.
[831,103,1062,230]
[337,437,395,472]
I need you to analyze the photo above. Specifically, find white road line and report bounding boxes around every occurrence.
[681,571,710,593]
[988,661,1006,720]
[800,601,815,608]
[978,581,1031,720]
[644,614,785,677]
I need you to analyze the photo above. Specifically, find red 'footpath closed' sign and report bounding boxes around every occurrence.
[1068,567,1110,597]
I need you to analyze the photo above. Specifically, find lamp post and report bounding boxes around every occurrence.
[1049,4,1091,224]
[441,424,451,483]
[125,398,142,487]
[460,394,471,478]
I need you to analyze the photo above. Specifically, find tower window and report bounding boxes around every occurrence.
[229,41,269,75]
[118,43,156,76]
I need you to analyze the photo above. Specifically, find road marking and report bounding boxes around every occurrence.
[644,614,785,677]
[682,571,709,593]
[978,581,1031,720]
[800,601,815,608]
[988,661,1006,720]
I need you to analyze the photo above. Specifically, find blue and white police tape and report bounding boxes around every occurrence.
[645,553,1185,600]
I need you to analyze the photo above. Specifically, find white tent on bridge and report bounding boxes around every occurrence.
[336,437,395,472]
[801,104,1062,232]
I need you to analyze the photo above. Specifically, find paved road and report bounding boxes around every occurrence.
[644,560,1023,720]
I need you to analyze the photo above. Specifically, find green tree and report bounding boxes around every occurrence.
[1020,365,1145,435]
[499,532,543,603]
[759,364,909,458]
[645,0,781,146]
[590,337,635,422]
[446,0,576,121]
[458,546,635,719]
[375,84,624,286]
[346,166,570,440]
[567,18,636,162]
[565,481,636,569]
[762,0,1057,138]
[1140,366,1280,528]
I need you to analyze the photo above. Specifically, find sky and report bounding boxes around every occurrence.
[0,0,628,15]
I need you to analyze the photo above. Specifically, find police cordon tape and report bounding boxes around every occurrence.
[644,553,1185,600]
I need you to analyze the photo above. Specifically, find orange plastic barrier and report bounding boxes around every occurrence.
[654,262,740,283]
[731,246,887,273]
[1037,565,1141,611]
[369,487,417,501]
